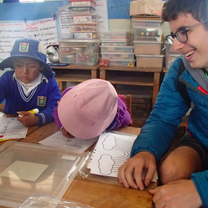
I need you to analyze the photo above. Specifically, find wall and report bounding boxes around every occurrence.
[0,0,170,33]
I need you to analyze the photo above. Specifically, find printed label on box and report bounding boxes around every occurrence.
[73,15,92,23]
[74,32,95,39]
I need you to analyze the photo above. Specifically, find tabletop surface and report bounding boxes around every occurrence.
[0,118,155,208]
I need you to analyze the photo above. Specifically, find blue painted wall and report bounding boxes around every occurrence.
[0,0,131,21]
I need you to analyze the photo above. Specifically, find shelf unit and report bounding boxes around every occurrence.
[99,66,162,107]
[51,65,162,127]
[51,65,99,92]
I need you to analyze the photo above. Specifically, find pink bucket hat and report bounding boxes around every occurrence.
[58,79,118,139]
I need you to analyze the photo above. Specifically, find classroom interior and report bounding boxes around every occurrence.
[0,0,186,207]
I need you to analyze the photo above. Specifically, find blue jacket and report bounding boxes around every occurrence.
[0,71,61,126]
[131,56,208,207]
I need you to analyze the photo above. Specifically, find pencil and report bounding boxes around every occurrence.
[0,138,11,142]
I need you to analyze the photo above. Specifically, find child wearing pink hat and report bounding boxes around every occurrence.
[53,79,131,140]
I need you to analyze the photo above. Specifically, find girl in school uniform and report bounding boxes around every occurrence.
[53,79,131,139]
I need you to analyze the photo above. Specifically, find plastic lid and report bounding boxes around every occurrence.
[0,141,88,208]
[100,46,134,48]
[136,55,164,57]
[68,6,95,11]
[58,39,100,43]
[101,39,130,42]
[101,53,134,55]
[133,41,162,44]
[132,19,161,22]
[69,0,96,4]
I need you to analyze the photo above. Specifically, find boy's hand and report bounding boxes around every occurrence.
[149,179,202,208]
[17,111,39,127]
[62,127,74,138]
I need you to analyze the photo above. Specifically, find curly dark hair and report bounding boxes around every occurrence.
[162,0,208,29]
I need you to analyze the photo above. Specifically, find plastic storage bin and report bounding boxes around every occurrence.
[136,55,164,68]
[69,0,96,7]
[58,39,100,65]
[166,54,181,69]
[73,31,98,39]
[70,14,98,24]
[134,41,162,55]
[132,19,161,28]
[101,53,135,60]
[0,141,88,208]
[100,46,134,53]
[100,32,132,40]
[134,27,162,41]
[165,41,181,68]
[71,24,98,32]
[68,6,95,14]
[108,59,135,67]
[101,39,131,46]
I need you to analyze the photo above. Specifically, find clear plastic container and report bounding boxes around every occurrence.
[134,27,162,42]
[71,24,98,32]
[166,54,181,69]
[68,6,95,14]
[132,19,161,28]
[70,14,98,24]
[73,31,98,39]
[0,141,88,208]
[100,46,134,53]
[101,39,131,46]
[136,54,164,68]
[108,59,135,67]
[58,39,100,65]
[134,41,162,55]
[101,53,135,60]
[165,41,181,68]
[100,32,132,40]
[69,0,96,7]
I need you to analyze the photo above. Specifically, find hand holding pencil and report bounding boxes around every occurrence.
[17,108,39,127]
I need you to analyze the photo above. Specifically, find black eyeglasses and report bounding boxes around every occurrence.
[166,21,208,45]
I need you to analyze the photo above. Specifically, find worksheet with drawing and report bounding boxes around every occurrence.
[0,117,28,139]
[88,132,158,182]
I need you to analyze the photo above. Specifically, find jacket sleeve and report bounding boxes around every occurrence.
[191,170,208,207]
[107,97,131,130]
[36,78,61,126]
[0,71,12,104]
[131,57,190,162]
[52,87,74,129]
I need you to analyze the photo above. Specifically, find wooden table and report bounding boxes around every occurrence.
[19,122,156,208]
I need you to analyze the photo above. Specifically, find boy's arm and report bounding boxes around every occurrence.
[0,71,11,104]
[36,78,61,126]
[131,57,190,162]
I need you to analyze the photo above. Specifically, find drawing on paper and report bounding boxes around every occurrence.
[88,132,137,177]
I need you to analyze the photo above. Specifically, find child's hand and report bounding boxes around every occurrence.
[62,127,74,138]
[17,111,39,127]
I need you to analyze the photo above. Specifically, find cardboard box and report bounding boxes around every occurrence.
[130,0,164,16]
[136,54,164,68]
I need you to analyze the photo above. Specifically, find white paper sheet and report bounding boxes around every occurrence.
[0,161,49,182]
[0,117,28,139]
[88,132,158,182]
[39,131,98,154]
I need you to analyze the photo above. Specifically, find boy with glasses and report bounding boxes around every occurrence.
[118,0,208,207]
